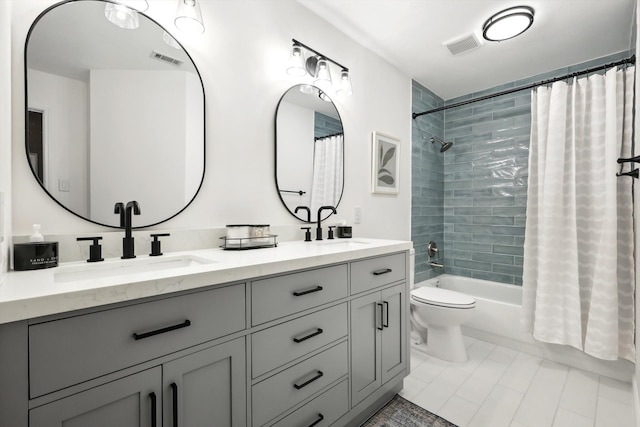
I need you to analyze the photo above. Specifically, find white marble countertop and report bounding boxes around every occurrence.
[0,238,412,324]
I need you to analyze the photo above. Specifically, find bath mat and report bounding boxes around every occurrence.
[361,395,458,427]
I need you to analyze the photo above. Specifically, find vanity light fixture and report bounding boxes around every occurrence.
[318,90,332,102]
[336,69,353,97]
[287,39,352,96]
[175,0,205,35]
[287,44,307,76]
[482,6,534,42]
[314,58,332,88]
[104,2,142,30]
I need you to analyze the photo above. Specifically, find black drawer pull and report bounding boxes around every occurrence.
[133,320,192,340]
[149,392,157,427]
[293,370,324,390]
[383,301,389,328]
[171,382,178,427]
[373,268,392,276]
[293,286,323,297]
[309,413,325,427]
[377,303,384,330]
[293,328,324,343]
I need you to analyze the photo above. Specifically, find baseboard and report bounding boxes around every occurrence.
[633,375,640,427]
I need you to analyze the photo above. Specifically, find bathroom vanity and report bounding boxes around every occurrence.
[0,239,411,427]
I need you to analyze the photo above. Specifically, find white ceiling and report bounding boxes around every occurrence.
[297,0,636,100]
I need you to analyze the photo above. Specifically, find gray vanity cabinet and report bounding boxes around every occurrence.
[163,337,246,427]
[30,366,162,427]
[350,281,406,406]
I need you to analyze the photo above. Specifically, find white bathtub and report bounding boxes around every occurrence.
[414,274,633,381]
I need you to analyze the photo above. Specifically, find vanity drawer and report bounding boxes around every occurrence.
[350,252,406,295]
[251,264,348,325]
[252,303,347,378]
[269,379,349,427]
[29,283,246,398]
[252,341,348,427]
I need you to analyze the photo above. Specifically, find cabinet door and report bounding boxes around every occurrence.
[350,292,382,406]
[381,283,406,383]
[30,367,161,427]
[163,337,246,427]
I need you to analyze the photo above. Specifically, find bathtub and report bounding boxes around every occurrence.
[414,274,633,381]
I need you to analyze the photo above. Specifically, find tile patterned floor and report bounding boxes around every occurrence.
[400,337,635,427]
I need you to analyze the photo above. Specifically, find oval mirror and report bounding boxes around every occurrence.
[275,85,344,222]
[25,0,205,228]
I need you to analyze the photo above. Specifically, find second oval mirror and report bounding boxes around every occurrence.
[275,85,344,222]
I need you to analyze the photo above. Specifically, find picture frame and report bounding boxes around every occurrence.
[371,131,400,194]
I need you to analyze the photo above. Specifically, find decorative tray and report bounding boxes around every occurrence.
[220,235,278,250]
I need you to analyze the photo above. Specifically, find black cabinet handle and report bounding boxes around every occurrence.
[293,328,324,343]
[293,370,324,390]
[293,286,323,296]
[377,303,384,331]
[373,268,392,276]
[308,413,325,427]
[171,382,178,427]
[133,320,191,340]
[383,301,389,328]
[149,392,157,427]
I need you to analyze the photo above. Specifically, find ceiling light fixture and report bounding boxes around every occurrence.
[482,6,534,42]
[175,0,205,35]
[286,39,352,97]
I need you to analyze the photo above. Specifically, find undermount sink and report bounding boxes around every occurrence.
[54,255,214,283]
[312,239,370,246]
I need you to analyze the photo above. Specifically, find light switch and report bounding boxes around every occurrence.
[58,179,70,192]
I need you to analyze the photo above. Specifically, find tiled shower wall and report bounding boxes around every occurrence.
[411,84,444,284]
[412,51,631,286]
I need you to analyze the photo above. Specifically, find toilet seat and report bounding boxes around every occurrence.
[411,287,476,309]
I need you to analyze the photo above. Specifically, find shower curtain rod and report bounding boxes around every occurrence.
[314,132,344,141]
[412,55,636,119]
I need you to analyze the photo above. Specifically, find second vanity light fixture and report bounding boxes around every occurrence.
[105,0,205,35]
[286,39,353,97]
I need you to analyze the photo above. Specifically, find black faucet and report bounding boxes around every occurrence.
[295,206,311,222]
[316,206,337,240]
[115,201,140,259]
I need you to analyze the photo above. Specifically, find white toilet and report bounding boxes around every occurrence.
[410,286,476,362]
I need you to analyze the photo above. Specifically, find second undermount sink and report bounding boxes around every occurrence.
[54,255,215,283]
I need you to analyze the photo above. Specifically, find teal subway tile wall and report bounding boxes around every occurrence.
[412,51,631,286]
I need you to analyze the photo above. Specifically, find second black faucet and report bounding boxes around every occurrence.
[114,201,140,259]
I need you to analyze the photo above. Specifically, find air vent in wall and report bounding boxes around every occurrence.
[150,51,183,66]
[443,33,481,56]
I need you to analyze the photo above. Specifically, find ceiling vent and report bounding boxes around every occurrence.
[443,33,481,56]
[150,51,183,66]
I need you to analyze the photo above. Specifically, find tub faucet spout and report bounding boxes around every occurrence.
[429,261,444,269]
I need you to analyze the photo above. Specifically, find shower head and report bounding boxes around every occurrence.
[430,137,454,152]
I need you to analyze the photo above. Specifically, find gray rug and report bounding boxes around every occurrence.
[361,395,458,427]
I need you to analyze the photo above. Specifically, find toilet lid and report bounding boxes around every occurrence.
[411,286,476,308]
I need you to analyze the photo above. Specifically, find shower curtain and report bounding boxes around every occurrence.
[522,65,635,361]
[310,134,343,213]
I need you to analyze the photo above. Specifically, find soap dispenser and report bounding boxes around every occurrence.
[13,224,59,271]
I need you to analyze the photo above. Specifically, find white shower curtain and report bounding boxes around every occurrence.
[522,66,635,361]
[310,134,343,213]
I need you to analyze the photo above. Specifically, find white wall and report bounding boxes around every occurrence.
[0,0,12,280]
[11,0,411,242]
[89,69,194,225]
[27,69,88,216]
[277,100,314,209]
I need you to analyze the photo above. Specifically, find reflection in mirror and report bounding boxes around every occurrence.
[25,0,205,228]
[275,85,344,222]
